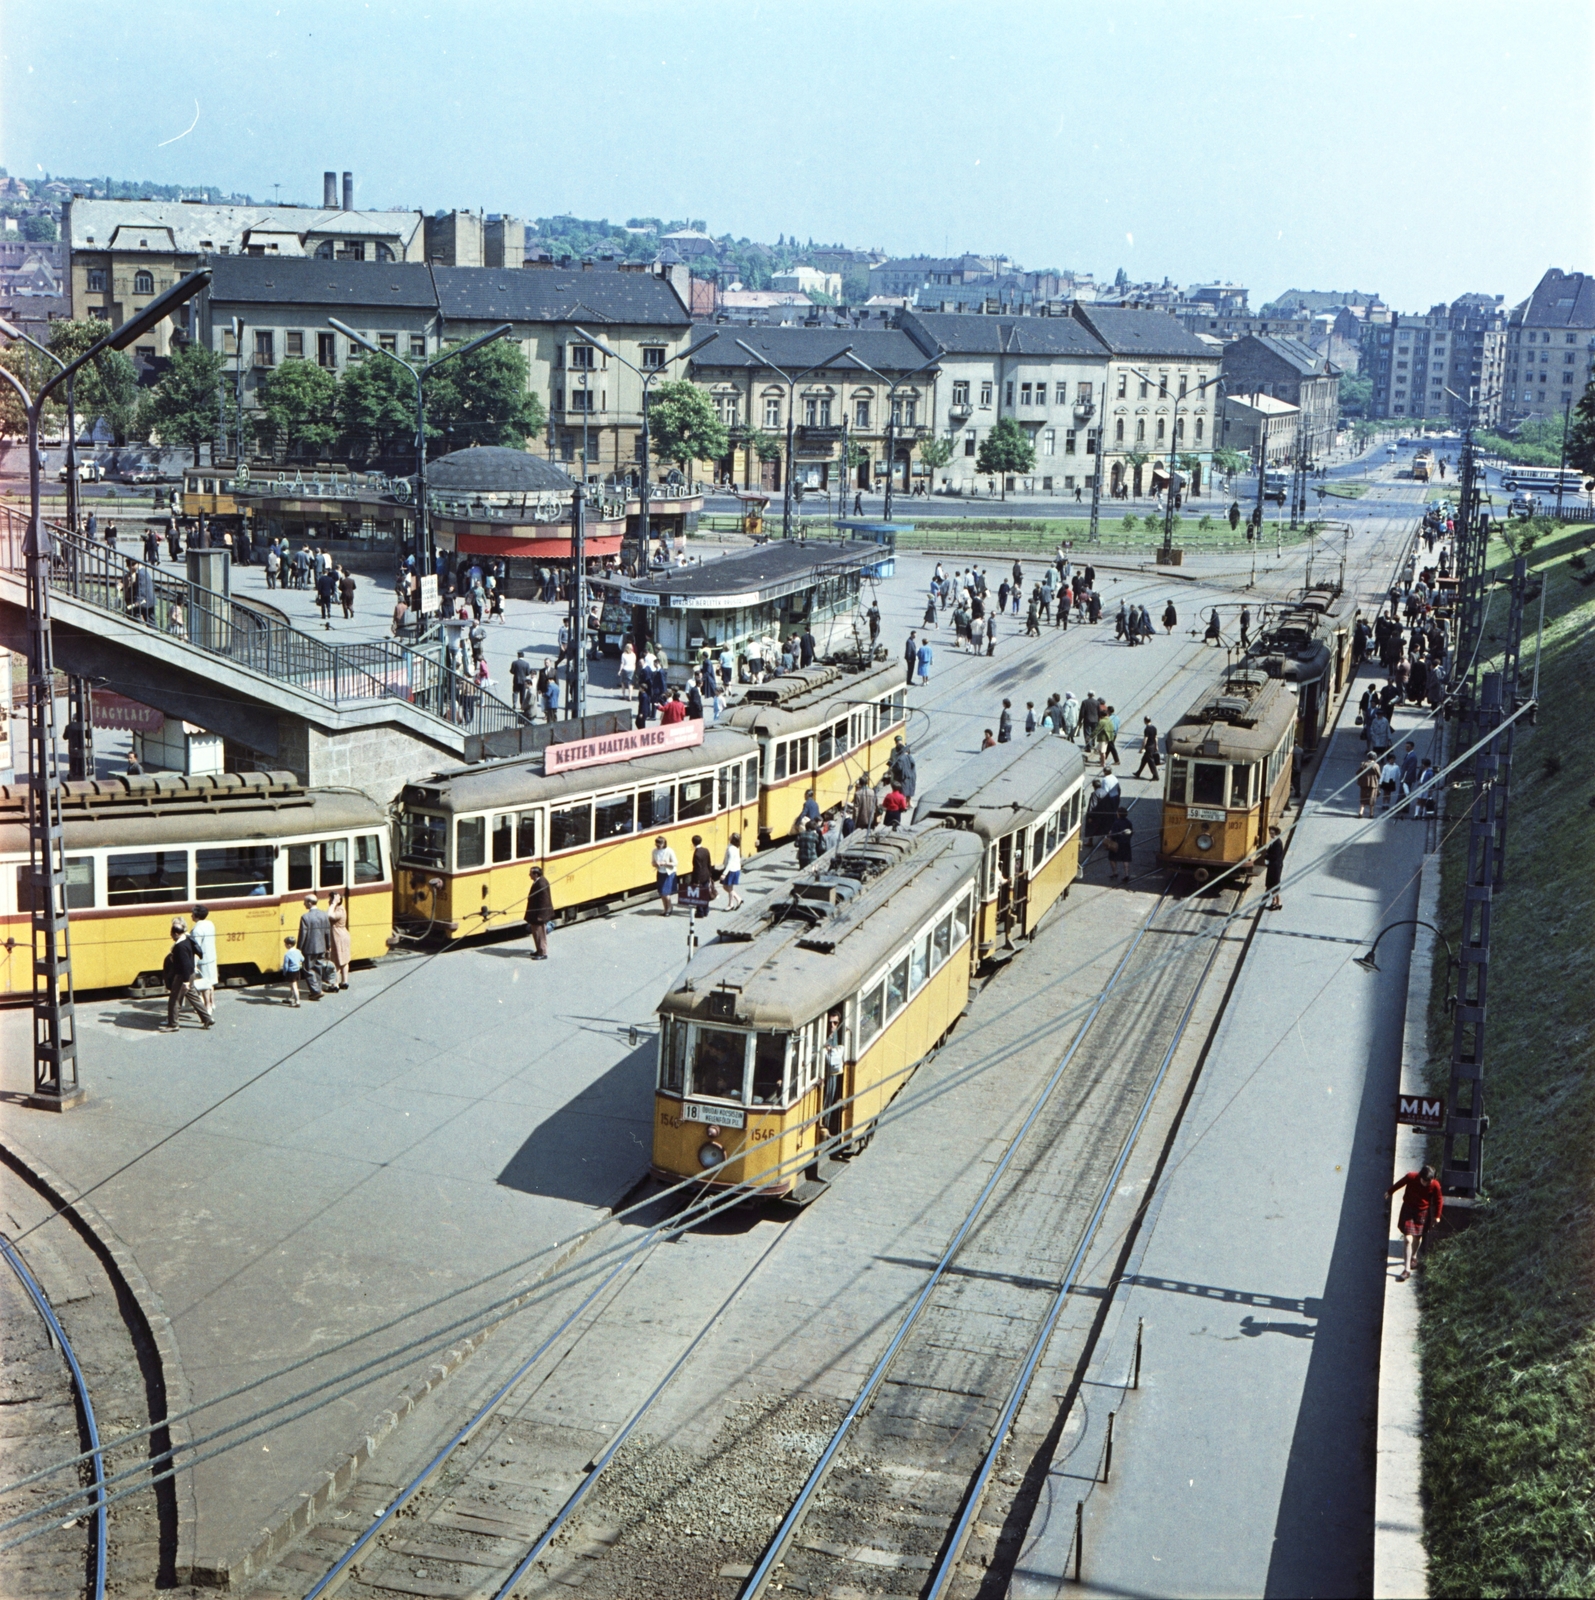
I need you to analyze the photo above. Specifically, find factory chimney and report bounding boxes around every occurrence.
[323,171,338,208]
[342,171,354,212]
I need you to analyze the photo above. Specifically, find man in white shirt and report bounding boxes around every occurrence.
[188,906,218,1021]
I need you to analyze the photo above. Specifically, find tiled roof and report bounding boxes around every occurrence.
[1521,269,1595,328]
[1070,305,1213,358]
[66,199,422,253]
[689,326,931,374]
[204,257,692,327]
[900,311,1103,358]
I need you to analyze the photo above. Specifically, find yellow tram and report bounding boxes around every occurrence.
[1158,668,1296,881]
[394,726,762,935]
[0,772,391,996]
[914,736,1087,963]
[652,828,983,1198]
[722,656,908,844]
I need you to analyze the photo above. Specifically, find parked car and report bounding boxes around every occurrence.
[55,460,103,483]
[129,465,165,485]
[1508,492,1540,517]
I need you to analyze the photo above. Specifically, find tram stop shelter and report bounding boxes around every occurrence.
[832,519,902,578]
[594,539,879,682]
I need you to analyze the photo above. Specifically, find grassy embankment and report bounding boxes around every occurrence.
[1420,518,1595,1596]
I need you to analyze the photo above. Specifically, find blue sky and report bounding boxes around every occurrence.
[3,0,1590,311]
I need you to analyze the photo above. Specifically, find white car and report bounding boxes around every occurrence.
[55,460,103,483]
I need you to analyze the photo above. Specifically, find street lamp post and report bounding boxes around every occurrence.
[571,326,718,577]
[843,352,941,522]
[0,269,211,1111]
[732,339,852,539]
[327,318,515,587]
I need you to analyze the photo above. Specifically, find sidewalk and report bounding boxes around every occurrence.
[1012,676,1441,1598]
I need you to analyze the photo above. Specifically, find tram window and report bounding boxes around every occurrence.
[491,815,514,864]
[909,934,930,995]
[1032,826,1046,871]
[774,743,788,781]
[893,690,906,723]
[835,718,848,752]
[319,839,348,888]
[932,912,952,968]
[15,857,95,911]
[858,982,885,1047]
[398,812,446,867]
[1167,758,1188,803]
[355,834,385,883]
[678,777,713,821]
[456,818,486,869]
[795,737,810,771]
[658,1020,685,1093]
[196,845,275,899]
[1190,763,1227,806]
[717,765,738,811]
[287,844,313,891]
[107,850,189,906]
[876,697,890,733]
[1231,765,1253,807]
[594,794,635,840]
[745,756,759,798]
[954,891,973,942]
[690,1028,747,1102]
[638,787,673,830]
[751,1034,790,1106]
[885,955,910,1018]
[1045,810,1059,855]
[550,802,593,852]
[515,812,540,859]
[817,727,833,767]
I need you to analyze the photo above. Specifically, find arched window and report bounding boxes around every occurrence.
[1156,418,1166,442]
[315,240,335,259]
[1195,416,1205,442]
[375,243,395,263]
[1174,417,1185,441]
[1135,418,1145,442]
[1115,418,1124,443]
[134,269,154,295]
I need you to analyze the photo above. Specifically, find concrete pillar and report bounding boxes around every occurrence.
[186,548,233,653]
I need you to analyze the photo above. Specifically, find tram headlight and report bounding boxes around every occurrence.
[697,1140,726,1170]
[1196,833,1214,852]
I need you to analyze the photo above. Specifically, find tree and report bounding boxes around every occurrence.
[424,339,546,454]
[1212,446,1250,477]
[975,417,1035,499]
[841,264,870,304]
[1567,380,1595,477]
[918,435,954,482]
[338,356,417,462]
[258,360,340,459]
[22,211,57,242]
[47,320,141,444]
[743,428,782,462]
[144,340,225,464]
[0,341,64,439]
[648,379,727,490]
[1339,372,1373,414]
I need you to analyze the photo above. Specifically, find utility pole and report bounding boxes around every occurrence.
[570,483,587,719]
[1490,555,1528,889]
[1554,395,1572,521]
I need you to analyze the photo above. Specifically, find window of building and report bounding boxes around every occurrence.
[764,397,781,428]
[1054,382,1066,405]
[1064,428,1077,454]
[318,332,337,369]
[1195,416,1204,442]
[1086,428,1098,455]
[1135,419,1146,442]
[855,398,870,427]
[980,381,993,407]
[1156,417,1166,441]
[410,334,426,358]
[818,397,832,425]
[1117,373,1128,398]
[643,346,666,369]
[1042,428,1055,455]
[964,429,977,456]
[1178,374,1188,398]
[1020,382,1032,405]
[285,331,304,359]
[133,269,154,295]
[570,388,595,412]
[253,330,274,367]
[379,332,397,354]
[1115,418,1125,443]
[952,380,969,407]
[86,268,106,293]
[1005,382,1014,406]
[804,398,817,426]
[570,343,595,369]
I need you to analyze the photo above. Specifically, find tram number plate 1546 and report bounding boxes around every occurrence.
[684,1102,745,1129]
[1186,807,1227,823]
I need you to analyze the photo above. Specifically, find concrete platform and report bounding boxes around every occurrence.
[1011,679,1441,1598]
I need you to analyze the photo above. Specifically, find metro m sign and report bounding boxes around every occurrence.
[1396,1094,1445,1128]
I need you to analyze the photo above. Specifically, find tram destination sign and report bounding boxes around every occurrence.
[683,1101,745,1129]
[544,718,705,775]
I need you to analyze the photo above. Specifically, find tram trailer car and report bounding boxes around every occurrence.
[913,736,1087,963]
[0,772,391,997]
[1247,610,1334,751]
[723,656,908,846]
[1159,670,1296,881]
[394,727,762,935]
[1295,586,1360,699]
[652,827,984,1198]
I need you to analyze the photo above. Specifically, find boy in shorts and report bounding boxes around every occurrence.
[281,937,304,1007]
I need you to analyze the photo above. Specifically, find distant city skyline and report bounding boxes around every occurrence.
[2,0,1589,313]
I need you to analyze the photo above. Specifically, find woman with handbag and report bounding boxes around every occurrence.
[327,891,353,991]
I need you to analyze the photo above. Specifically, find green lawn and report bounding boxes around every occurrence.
[1320,481,1369,499]
[1420,520,1595,1596]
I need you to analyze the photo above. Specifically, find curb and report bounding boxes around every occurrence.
[0,1132,201,1585]
[220,1207,620,1588]
[1373,850,1439,1599]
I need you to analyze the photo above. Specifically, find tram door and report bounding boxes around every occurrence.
[995,835,1013,938]
[1011,826,1031,937]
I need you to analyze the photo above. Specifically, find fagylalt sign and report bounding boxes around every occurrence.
[543,718,705,775]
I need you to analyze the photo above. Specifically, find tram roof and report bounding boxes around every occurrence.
[400,725,758,815]
[0,771,385,852]
[912,735,1087,840]
[595,540,877,609]
[722,655,905,740]
[658,827,983,1033]
[1167,669,1297,760]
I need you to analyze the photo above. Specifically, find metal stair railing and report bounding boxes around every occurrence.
[0,507,522,739]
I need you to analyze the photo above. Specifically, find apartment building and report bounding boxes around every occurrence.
[1502,269,1595,425]
[1219,335,1339,459]
[1361,296,1508,427]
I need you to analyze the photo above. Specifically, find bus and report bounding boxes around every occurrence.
[1498,466,1590,497]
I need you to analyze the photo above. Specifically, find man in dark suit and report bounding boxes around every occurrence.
[296,894,333,996]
